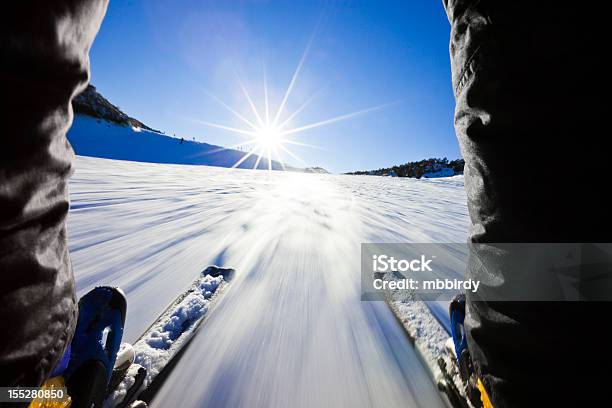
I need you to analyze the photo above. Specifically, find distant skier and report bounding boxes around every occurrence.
[442,1,609,407]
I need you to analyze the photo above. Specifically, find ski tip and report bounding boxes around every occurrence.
[203,265,235,280]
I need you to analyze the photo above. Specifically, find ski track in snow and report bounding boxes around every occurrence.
[68,156,469,408]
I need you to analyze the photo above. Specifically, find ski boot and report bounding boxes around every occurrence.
[30,287,127,408]
[64,286,127,407]
[449,294,493,408]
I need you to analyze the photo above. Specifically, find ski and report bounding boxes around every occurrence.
[380,274,476,408]
[105,265,235,407]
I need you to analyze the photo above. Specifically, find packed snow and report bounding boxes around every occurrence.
[135,267,231,386]
[106,266,233,407]
[68,155,469,408]
[105,363,143,407]
[384,286,452,390]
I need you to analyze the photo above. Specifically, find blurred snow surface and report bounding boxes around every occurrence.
[68,155,469,408]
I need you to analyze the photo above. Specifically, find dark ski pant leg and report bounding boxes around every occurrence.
[442,1,610,407]
[0,1,108,390]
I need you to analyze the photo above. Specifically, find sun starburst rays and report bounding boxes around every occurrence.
[190,28,397,171]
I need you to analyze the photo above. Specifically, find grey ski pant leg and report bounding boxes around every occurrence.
[442,1,610,406]
[0,0,108,388]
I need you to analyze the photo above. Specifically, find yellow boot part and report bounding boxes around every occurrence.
[477,378,494,408]
[28,376,71,408]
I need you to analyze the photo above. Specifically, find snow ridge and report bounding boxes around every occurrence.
[383,280,473,407]
[105,266,233,407]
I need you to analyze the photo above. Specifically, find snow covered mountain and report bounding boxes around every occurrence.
[68,85,288,170]
[72,84,159,132]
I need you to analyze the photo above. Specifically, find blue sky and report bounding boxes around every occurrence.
[89,0,458,173]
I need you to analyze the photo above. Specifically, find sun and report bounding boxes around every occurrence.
[256,126,282,149]
[188,26,398,171]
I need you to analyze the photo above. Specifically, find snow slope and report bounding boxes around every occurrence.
[68,155,469,408]
[67,115,284,170]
